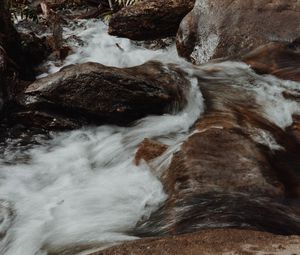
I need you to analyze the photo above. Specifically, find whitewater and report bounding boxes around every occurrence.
[0,19,300,255]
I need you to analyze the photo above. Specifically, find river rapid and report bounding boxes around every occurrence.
[0,19,299,255]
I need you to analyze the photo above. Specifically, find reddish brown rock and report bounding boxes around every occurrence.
[135,65,300,237]
[135,138,168,166]
[109,0,195,41]
[242,40,300,82]
[177,0,300,64]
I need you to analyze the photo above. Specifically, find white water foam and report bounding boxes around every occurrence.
[41,19,180,76]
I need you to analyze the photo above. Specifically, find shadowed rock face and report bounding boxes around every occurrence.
[109,0,195,41]
[0,5,51,116]
[0,6,23,113]
[13,61,189,130]
[0,5,37,81]
[0,6,22,67]
[177,0,300,64]
[134,63,300,237]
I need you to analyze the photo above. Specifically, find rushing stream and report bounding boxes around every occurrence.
[1,18,300,255]
[0,20,204,255]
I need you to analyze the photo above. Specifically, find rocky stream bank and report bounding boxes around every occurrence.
[0,0,300,254]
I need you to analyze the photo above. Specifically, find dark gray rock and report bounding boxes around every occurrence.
[17,61,189,130]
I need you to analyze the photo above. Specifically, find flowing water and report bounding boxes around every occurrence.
[0,20,204,255]
[1,19,300,255]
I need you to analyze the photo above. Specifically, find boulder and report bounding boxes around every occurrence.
[9,110,82,131]
[109,0,195,41]
[135,64,300,237]
[16,61,189,129]
[177,0,300,64]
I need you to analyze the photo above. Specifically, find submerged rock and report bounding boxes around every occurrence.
[109,0,195,41]
[16,61,189,130]
[9,110,82,131]
[177,0,300,64]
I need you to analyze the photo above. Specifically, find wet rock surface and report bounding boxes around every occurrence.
[15,61,189,130]
[242,40,300,82]
[109,0,195,41]
[135,138,168,166]
[177,0,300,64]
[134,63,300,237]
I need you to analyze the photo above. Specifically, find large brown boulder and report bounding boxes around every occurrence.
[177,0,300,64]
[135,64,300,237]
[15,61,189,130]
[109,0,195,41]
